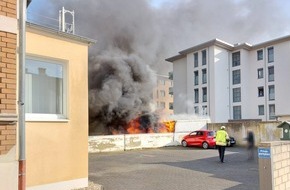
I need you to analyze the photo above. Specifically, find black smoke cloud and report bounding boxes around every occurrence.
[27,0,290,134]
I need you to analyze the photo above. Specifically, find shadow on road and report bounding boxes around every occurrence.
[148,147,259,190]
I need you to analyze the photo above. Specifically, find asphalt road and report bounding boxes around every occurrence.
[89,146,259,190]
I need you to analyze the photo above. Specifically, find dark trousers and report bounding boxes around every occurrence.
[217,145,226,162]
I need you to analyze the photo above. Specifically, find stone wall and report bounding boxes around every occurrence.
[207,121,282,146]
[0,0,17,156]
[259,141,290,190]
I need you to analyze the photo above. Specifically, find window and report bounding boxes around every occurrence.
[169,102,173,110]
[160,102,165,109]
[202,69,207,84]
[268,47,274,63]
[257,50,263,60]
[268,66,274,82]
[258,68,263,79]
[269,104,275,120]
[194,52,198,67]
[233,106,241,120]
[232,51,240,67]
[25,57,66,119]
[197,131,204,136]
[194,71,199,85]
[258,87,264,97]
[269,85,275,100]
[202,87,207,102]
[202,105,207,115]
[194,89,199,103]
[258,105,264,115]
[232,69,240,84]
[160,90,166,97]
[194,106,199,114]
[159,79,165,85]
[202,50,207,65]
[156,90,159,98]
[233,88,241,102]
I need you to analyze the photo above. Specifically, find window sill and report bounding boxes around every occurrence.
[0,113,17,125]
[26,118,69,122]
[25,114,69,122]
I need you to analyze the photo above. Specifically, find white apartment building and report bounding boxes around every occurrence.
[152,74,174,116]
[166,36,290,122]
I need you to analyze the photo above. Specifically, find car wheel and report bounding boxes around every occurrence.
[202,142,209,149]
[181,140,187,147]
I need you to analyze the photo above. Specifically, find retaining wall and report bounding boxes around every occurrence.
[89,133,175,153]
[207,121,282,146]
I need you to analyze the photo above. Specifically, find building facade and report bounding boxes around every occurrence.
[0,0,19,189]
[152,74,173,116]
[1,0,95,189]
[25,23,94,190]
[166,36,290,123]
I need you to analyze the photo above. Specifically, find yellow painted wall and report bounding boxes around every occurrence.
[25,29,89,187]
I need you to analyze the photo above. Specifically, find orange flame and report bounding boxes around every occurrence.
[125,117,176,134]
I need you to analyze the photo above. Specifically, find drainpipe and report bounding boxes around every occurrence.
[19,0,27,189]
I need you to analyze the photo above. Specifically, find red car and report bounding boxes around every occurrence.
[181,130,216,149]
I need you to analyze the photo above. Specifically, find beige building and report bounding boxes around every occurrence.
[25,22,95,190]
[0,0,95,189]
[152,74,173,116]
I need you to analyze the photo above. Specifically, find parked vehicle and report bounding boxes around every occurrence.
[181,130,216,149]
[227,136,236,147]
[181,130,236,149]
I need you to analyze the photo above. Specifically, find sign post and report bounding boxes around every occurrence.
[258,146,273,190]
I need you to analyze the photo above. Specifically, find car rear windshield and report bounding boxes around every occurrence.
[208,131,215,136]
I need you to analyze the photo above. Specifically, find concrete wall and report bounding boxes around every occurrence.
[207,121,282,146]
[89,133,174,153]
[259,141,290,190]
[211,46,230,122]
[173,57,188,114]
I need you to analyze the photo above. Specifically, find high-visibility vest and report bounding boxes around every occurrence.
[215,130,229,146]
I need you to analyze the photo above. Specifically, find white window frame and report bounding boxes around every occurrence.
[25,56,68,121]
[257,50,263,61]
[258,105,264,115]
[233,106,241,120]
[232,69,240,84]
[202,50,207,65]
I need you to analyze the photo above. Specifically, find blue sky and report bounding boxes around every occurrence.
[148,0,176,8]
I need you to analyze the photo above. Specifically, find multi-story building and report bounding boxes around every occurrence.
[152,74,173,116]
[166,36,290,122]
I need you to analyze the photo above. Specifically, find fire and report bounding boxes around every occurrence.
[125,115,175,134]
[162,120,175,133]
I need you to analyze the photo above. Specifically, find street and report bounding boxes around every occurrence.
[89,146,259,190]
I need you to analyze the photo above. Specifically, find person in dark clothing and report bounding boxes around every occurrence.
[246,129,255,160]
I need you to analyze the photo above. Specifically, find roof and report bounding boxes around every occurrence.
[166,38,235,62]
[277,121,290,128]
[27,0,32,7]
[166,34,290,63]
[26,22,97,45]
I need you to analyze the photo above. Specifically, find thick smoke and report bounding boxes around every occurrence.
[27,0,290,134]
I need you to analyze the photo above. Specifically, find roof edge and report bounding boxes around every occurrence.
[26,22,97,45]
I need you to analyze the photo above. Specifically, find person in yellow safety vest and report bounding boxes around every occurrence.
[215,126,230,163]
